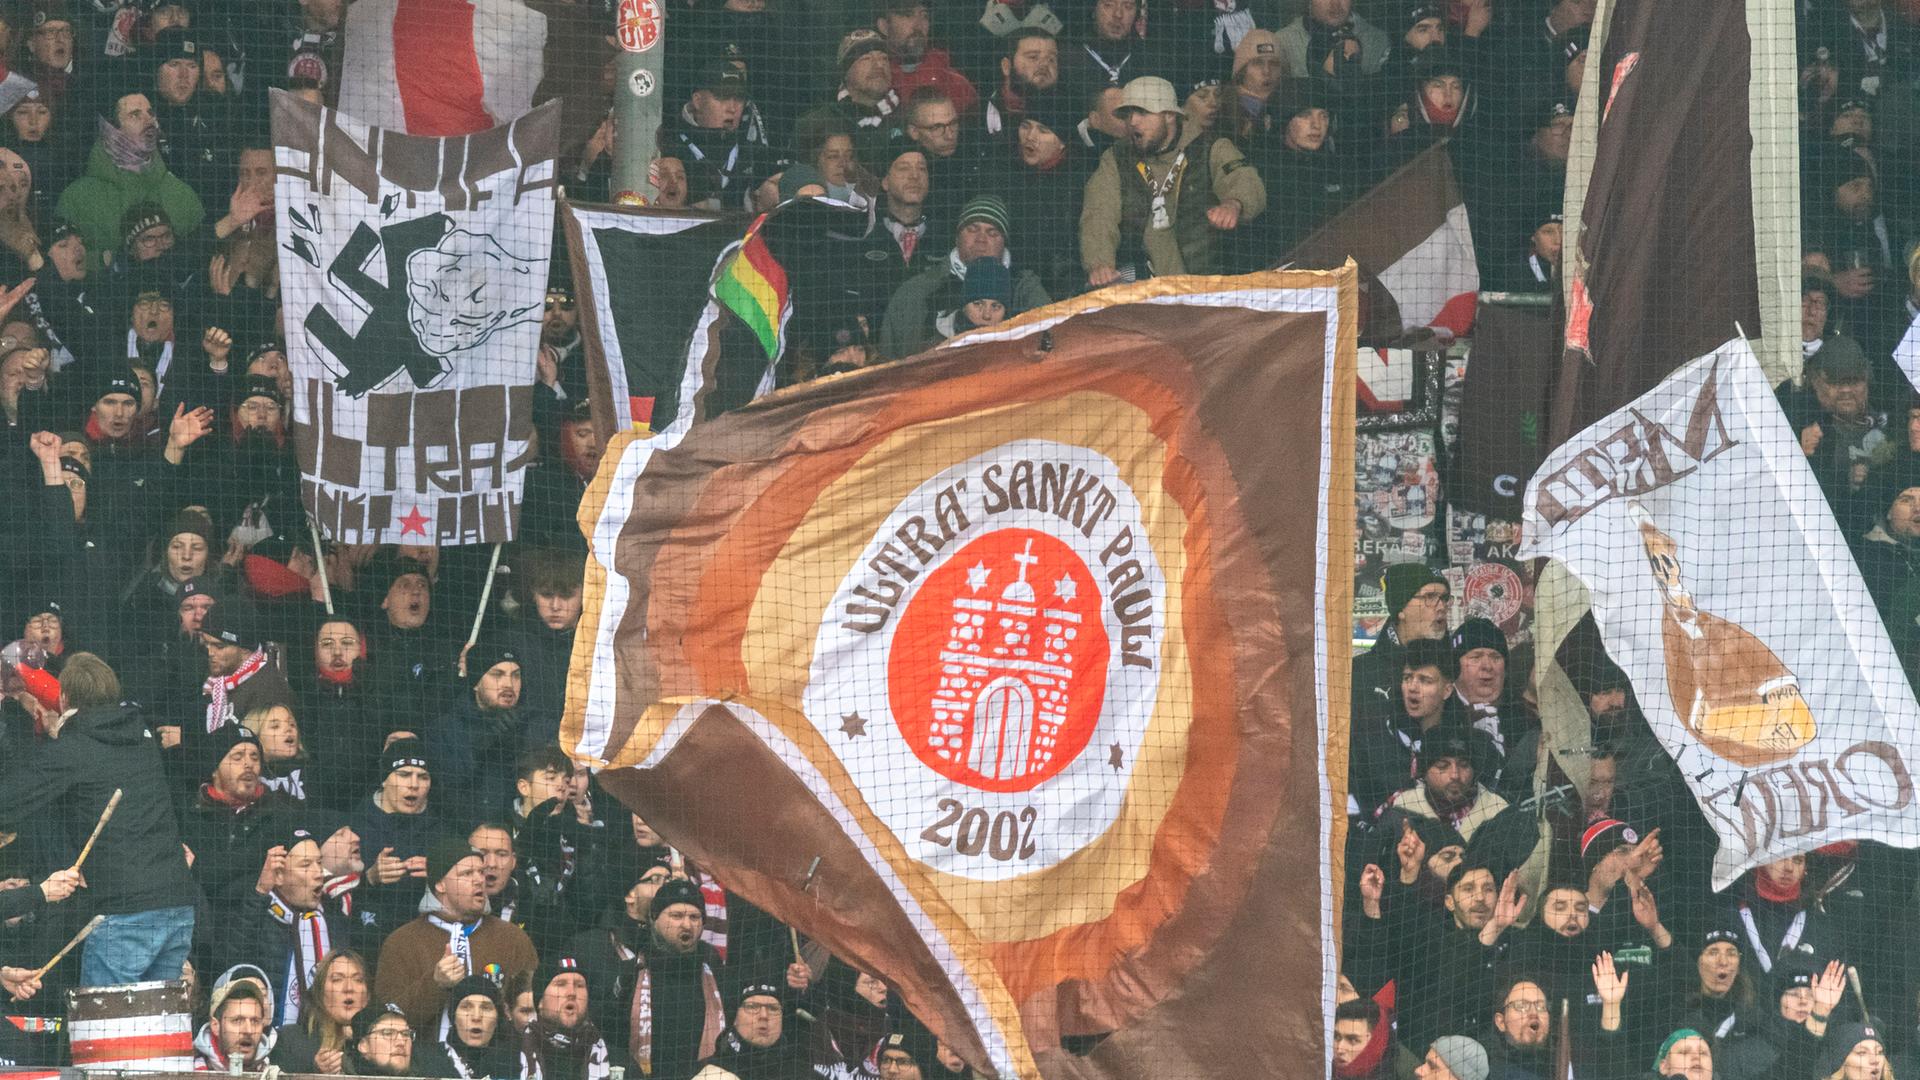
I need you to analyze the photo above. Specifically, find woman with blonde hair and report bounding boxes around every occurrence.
[245,702,314,804]
[271,949,370,1075]
[1818,1023,1892,1080]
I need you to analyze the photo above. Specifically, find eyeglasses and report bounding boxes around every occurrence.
[1410,588,1451,605]
[737,1002,781,1016]
[367,1027,415,1043]
[914,119,959,133]
[545,297,574,312]
[1503,1001,1550,1015]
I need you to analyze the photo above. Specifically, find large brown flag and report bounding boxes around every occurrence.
[1554,0,1799,439]
[560,269,1358,1078]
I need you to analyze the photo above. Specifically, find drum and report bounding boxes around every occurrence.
[65,980,193,1071]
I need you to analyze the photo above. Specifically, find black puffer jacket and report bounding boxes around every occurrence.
[0,702,200,915]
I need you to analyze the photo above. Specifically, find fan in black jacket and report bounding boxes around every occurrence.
[0,654,202,986]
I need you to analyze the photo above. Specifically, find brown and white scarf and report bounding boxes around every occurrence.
[627,960,723,1074]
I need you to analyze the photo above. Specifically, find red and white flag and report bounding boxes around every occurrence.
[338,0,546,137]
[1285,141,1479,340]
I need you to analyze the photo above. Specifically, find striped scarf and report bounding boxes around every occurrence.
[627,958,723,1075]
[204,649,267,732]
[265,894,331,1022]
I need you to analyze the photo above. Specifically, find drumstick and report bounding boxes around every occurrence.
[69,790,121,873]
[790,927,803,967]
[30,914,103,980]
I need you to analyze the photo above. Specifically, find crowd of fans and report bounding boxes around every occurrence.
[0,0,1917,1077]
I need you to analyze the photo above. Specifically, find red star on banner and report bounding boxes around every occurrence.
[398,507,431,538]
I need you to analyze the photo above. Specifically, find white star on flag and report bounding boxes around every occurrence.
[967,562,990,593]
[1054,575,1078,602]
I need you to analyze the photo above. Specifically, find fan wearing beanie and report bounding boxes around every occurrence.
[522,955,611,1080]
[423,635,524,825]
[1716,948,1844,1078]
[691,980,807,1080]
[372,834,538,1033]
[437,973,519,1079]
[1415,1034,1487,1080]
[875,194,1053,360]
[1351,561,1450,725]
[175,722,289,906]
[935,256,1013,338]
[631,878,728,1078]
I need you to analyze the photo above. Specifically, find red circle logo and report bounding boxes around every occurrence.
[888,528,1110,793]
[617,0,662,51]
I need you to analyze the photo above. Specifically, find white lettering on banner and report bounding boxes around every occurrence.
[1520,339,1920,890]
[805,440,1165,881]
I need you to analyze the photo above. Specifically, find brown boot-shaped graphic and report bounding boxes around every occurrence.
[1632,502,1815,767]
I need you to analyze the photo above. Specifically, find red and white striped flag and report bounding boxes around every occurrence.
[338,0,546,137]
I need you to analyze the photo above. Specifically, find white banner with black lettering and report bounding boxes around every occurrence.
[1521,338,1920,889]
[271,91,558,545]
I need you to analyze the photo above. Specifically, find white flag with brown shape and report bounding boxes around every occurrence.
[1521,339,1920,889]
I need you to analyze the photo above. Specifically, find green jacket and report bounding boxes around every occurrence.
[876,254,1052,360]
[57,141,206,271]
[1080,121,1266,278]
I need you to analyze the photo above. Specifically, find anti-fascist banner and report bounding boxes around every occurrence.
[562,270,1358,1079]
[272,91,558,545]
[1521,340,1920,889]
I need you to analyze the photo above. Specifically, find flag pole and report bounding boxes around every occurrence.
[466,543,504,651]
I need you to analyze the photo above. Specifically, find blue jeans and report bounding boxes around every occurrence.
[79,906,196,988]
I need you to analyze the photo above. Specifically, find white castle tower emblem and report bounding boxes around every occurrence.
[930,536,1088,782]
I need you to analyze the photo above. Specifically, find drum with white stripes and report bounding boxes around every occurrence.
[65,980,193,1071]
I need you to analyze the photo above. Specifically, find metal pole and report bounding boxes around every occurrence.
[612,0,668,200]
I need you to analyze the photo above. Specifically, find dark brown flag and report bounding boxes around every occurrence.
[1554,0,1796,442]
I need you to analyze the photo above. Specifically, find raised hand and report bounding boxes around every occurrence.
[1359,863,1386,919]
[0,277,35,324]
[1811,959,1847,1018]
[202,326,232,366]
[1395,819,1427,886]
[165,403,214,455]
[255,845,287,896]
[1592,951,1628,1005]
[1626,827,1663,878]
[1624,871,1672,948]
[1481,870,1526,945]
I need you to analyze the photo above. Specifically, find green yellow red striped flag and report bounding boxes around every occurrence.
[713,213,790,360]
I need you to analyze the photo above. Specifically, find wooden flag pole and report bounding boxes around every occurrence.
[69,789,121,873]
[308,520,334,616]
[31,914,104,980]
